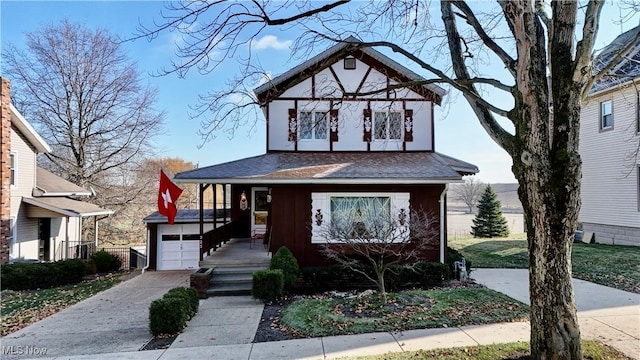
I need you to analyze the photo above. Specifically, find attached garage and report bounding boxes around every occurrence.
[143,209,226,271]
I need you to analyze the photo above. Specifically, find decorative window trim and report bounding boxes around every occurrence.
[600,100,613,131]
[311,192,410,243]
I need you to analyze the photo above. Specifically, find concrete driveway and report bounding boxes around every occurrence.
[1,270,191,359]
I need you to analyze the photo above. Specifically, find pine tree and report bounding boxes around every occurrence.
[471,185,510,238]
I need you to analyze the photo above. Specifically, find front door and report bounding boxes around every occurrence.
[38,218,51,261]
[251,187,269,235]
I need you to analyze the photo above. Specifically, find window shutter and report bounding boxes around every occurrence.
[404,109,413,142]
[329,109,339,142]
[363,108,372,142]
[288,109,297,142]
[311,193,328,243]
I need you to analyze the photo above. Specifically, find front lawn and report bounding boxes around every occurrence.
[1,274,123,336]
[450,235,640,293]
[278,287,529,337]
[346,340,630,360]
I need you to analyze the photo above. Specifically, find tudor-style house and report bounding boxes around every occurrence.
[144,37,478,270]
[0,78,112,263]
[578,26,640,246]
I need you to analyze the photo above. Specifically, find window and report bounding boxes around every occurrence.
[299,111,328,140]
[636,90,639,133]
[9,217,16,258]
[373,112,402,140]
[9,153,15,186]
[600,100,612,130]
[331,196,391,238]
[344,57,356,70]
[311,192,410,243]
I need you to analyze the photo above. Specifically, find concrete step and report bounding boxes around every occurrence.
[212,265,268,275]
[210,272,253,285]
[206,283,252,296]
[200,259,271,267]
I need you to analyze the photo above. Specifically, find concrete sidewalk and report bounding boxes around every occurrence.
[473,268,640,359]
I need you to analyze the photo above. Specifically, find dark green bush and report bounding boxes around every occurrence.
[252,269,283,303]
[90,250,122,273]
[165,287,199,318]
[269,246,299,289]
[0,259,88,291]
[446,247,472,278]
[149,297,188,336]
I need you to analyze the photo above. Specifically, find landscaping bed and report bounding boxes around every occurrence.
[254,280,529,342]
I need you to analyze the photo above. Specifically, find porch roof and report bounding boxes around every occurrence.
[35,167,92,196]
[173,152,478,185]
[142,208,229,224]
[23,196,113,218]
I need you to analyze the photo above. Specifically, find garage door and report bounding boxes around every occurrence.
[159,233,200,270]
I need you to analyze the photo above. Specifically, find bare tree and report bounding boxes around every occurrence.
[319,208,439,303]
[134,1,640,358]
[453,177,485,213]
[3,20,164,236]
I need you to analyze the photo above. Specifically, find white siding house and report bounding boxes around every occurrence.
[578,27,640,246]
[1,77,113,263]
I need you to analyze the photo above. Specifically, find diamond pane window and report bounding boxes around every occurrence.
[373,111,402,140]
[299,112,313,139]
[314,112,328,139]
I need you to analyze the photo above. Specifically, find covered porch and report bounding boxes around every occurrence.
[200,237,271,268]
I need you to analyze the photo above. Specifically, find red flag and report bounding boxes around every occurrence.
[158,169,183,225]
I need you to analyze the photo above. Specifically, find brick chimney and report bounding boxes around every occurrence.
[1,77,11,264]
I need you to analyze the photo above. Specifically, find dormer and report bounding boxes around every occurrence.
[254,36,446,153]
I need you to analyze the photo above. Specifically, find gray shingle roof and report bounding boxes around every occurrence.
[254,36,446,103]
[143,209,230,223]
[591,26,640,94]
[35,167,91,196]
[174,152,478,184]
[23,196,112,217]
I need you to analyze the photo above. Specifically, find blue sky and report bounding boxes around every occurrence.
[1,1,637,183]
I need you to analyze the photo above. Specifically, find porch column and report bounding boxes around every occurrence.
[199,183,204,259]
[94,216,98,246]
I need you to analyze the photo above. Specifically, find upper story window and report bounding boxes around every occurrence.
[600,100,612,130]
[373,112,402,140]
[10,153,15,186]
[344,57,356,70]
[299,111,328,140]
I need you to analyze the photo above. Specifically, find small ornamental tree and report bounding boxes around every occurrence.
[319,208,439,303]
[471,185,509,238]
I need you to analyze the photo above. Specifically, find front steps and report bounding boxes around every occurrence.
[207,265,268,296]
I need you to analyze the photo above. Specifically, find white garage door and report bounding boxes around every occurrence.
[160,234,199,270]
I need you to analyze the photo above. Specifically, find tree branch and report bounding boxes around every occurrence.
[451,1,516,77]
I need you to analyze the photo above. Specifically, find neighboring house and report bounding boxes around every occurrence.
[579,26,640,246]
[145,37,478,270]
[0,77,113,263]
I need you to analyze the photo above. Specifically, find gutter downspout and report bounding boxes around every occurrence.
[439,184,449,264]
[142,228,150,274]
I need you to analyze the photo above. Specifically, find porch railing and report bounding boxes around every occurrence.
[201,221,235,257]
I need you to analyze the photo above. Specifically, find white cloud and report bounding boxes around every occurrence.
[252,35,292,50]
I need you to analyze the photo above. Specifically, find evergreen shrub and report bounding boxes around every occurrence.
[269,246,299,289]
[90,250,122,273]
[252,269,283,302]
[149,297,188,336]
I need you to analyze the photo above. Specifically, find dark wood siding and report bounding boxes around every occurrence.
[269,184,445,267]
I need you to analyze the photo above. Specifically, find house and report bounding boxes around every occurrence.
[144,37,478,270]
[578,26,640,246]
[0,77,113,263]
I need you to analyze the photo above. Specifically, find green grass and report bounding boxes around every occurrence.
[449,234,640,293]
[1,276,122,336]
[345,340,631,359]
[280,288,529,337]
